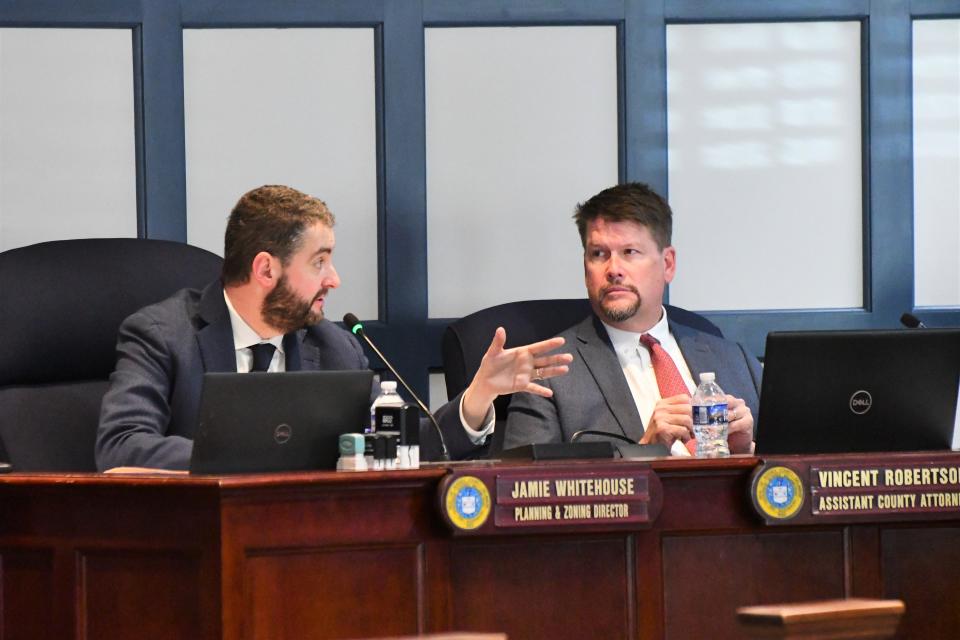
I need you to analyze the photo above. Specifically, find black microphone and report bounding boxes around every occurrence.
[900,312,927,329]
[343,313,450,461]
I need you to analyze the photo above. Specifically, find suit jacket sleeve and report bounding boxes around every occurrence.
[503,380,563,449]
[96,309,193,471]
[418,391,494,461]
[739,341,763,436]
[743,342,763,397]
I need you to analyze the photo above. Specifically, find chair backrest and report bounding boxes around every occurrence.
[0,238,223,471]
[441,299,723,454]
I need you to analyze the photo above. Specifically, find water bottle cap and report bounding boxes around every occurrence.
[699,372,716,382]
[381,380,398,392]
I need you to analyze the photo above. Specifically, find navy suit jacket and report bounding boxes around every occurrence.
[503,313,762,448]
[96,280,471,470]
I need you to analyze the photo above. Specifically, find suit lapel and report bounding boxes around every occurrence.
[285,330,310,371]
[195,281,239,373]
[195,283,316,372]
[576,316,645,442]
[671,320,712,383]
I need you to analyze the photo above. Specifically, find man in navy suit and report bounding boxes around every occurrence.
[96,185,571,470]
[504,182,762,455]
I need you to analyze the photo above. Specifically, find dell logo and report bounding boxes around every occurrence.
[274,423,292,444]
[849,390,872,415]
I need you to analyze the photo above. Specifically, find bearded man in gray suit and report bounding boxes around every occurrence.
[97,185,568,471]
[504,183,762,455]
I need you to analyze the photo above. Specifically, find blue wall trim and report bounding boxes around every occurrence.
[140,0,187,241]
[666,1,870,22]
[1,0,956,397]
[0,1,140,25]
[132,26,146,236]
[181,1,384,28]
[867,1,913,324]
[423,0,624,24]
[624,0,667,194]
[912,1,960,19]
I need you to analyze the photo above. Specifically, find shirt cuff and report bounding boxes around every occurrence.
[459,395,496,445]
[670,440,693,457]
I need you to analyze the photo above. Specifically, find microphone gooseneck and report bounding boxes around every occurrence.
[343,313,450,461]
[571,429,636,444]
[900,312,927,329]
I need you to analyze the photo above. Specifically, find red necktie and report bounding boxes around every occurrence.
[639,333,697,454]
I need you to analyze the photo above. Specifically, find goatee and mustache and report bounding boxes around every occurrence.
[598,284,641,323]
[261,274,326,334]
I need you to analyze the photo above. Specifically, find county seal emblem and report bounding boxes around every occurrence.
[444,475,491,530]
[752,465,804,520]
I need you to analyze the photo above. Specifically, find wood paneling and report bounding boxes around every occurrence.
[0,459,958,639]
[881,526,960,639]
[662,531,846,639]
[243,545,421,640]
[448,537,632,639]
[0,549,56,640]
[79,550,202,640]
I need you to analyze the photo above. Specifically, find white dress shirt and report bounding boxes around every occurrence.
[223,291,285,373]
[460,398,495,444]
[603,307,696,456]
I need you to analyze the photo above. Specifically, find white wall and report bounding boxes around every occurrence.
[0,29,137,251]
[913,19,960,309]
[425,26,619,318]
[667,21,864,311]
[183,28,379,321]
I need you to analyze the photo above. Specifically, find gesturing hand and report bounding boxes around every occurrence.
[461,327,573,429]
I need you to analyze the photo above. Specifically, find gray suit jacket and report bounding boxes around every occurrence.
[504,314,762,448]
[96,280,472,470]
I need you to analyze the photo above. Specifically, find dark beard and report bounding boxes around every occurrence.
[261,275,324,334]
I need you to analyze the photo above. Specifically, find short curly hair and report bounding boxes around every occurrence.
[221,185,335,285]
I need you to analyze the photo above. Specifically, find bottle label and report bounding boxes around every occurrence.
[376,406,403,431]
[693,403,727,426]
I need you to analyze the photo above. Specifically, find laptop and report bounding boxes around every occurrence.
[189,370,373,474]
[755,329,960,455]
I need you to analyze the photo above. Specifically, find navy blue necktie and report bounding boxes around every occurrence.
[249,343,276,372]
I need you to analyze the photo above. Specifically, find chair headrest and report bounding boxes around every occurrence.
[0,238,223,385]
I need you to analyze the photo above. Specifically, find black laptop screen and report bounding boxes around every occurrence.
[755,329,960,455]
[190,370,373,474]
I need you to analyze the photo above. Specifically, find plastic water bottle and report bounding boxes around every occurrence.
[369,380,403,433]
[691,372,729,458]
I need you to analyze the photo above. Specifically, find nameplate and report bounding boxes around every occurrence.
[751,453,960,525]
[438,463,662,535]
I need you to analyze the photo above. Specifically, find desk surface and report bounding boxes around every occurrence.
[0,453,956,639]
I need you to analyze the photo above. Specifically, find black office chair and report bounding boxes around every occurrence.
[0,238,223,471]
[441,299,723,455]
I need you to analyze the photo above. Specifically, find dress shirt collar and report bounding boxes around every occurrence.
[602,306,671,359]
